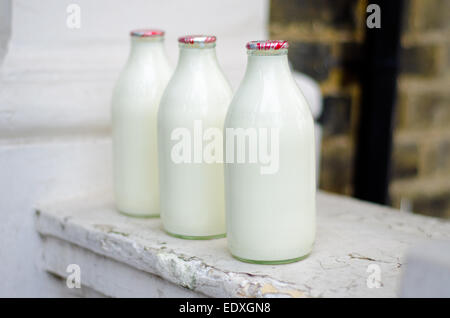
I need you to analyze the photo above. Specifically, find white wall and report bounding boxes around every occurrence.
[0,0,269,296]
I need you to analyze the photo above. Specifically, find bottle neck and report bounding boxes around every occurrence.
[245,51,291,79]
[128,37,166,62]
[175,45,219,72]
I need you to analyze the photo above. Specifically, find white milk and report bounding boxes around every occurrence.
[111,30,172,217]
[158,35,232,238]
[224,40,316,263]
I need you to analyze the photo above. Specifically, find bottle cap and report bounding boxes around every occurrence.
[130,29,165,37]
[178,35,217,44]
[246,40,288,51]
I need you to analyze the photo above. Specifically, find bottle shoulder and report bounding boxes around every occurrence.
[113,61,172,102]
[227,74,313,121]
[116,58,172,85]
[160,67,232,108]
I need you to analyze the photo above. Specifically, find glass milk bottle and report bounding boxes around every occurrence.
[158,35,232,239]
[224,40,316,264]
[111,29,172,217]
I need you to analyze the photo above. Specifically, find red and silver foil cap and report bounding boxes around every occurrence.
[130,29,164,37]
[246,40,289,51]
[178,35,217,45]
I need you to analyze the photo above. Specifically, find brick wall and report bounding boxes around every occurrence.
[270,0,450,218]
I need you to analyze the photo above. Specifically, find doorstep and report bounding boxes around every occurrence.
[34,191,450,298]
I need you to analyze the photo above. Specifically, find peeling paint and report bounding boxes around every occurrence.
[93,224,129,237]
[260,283,307,298]
[34,192,450,298]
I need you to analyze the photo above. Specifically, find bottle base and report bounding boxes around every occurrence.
[231,252,310,265]
[118,210,159,219]
[165,230,226,240]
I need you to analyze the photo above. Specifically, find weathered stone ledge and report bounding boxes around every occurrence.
[35,191,450,297]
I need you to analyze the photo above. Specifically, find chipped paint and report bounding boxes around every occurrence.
[34,192,450,298]
[260,283,307,298]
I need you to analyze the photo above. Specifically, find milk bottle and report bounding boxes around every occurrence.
[112,29,172,217]
[158,35,232,238]
[224,40,316,263]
